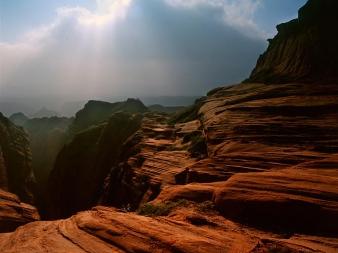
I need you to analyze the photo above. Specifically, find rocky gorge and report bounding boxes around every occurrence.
[0,0,337,252]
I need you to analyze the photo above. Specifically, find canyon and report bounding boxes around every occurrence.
[0,0,337,252]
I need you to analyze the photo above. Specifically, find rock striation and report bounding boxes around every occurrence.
[181,81,338,234]
[0,189,39,233]
[100,112,200,210]
[1,206,337,253]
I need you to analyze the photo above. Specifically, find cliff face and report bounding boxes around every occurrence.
[20,117,73,218]
[248,0,338,84]
[0,114,39,232]
[46,99,148,218]
[48,112,143,218]
[0,113,34,203]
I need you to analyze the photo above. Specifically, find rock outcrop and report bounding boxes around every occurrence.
[247,0,338,84]
[99,112,207,210]
[173,81,338,234]
[0,189,39,233]
[0,113,34,203]
[1,206,337,253]
[214,166,338,234]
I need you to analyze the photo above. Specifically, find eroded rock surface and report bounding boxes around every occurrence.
[0,189,39,232]
[1,206,337,253]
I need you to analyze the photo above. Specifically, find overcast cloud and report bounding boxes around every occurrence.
[0,0,267,99]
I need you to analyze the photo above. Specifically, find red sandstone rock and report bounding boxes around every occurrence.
[1,206,337,253]
[0,189,40,232]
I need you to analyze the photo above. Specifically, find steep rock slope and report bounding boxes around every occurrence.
[20,117,73,218]
[48,113,143,218]
[0,114,39,232]
[45,99,148,218]
[22,117,73,185]
[247,0,338,84]
[0,113,34,203]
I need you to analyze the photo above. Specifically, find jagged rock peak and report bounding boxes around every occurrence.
[247,0,338,84]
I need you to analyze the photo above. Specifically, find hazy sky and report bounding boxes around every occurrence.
[0,0,307,99]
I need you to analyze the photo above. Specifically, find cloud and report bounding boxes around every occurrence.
[56,0,132,26]
[165,0,265,38]
[0,0,266,99]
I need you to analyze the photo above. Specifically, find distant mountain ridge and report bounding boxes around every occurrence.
[70,98,148,134]
[31,107,59,118]
[148,104,185,114]
[9,112,29,127]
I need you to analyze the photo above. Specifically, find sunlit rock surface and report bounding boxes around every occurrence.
[0,189,39,232]
[0,206,337,253]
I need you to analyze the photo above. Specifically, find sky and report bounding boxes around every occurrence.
[0,0,307,102]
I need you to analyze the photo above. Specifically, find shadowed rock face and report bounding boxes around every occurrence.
[0,114,39,233]
[48,113,143,218]
[247,0,338,84]
[20,117,73,218]
[8,114,72,187]
[0,113,34,203]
